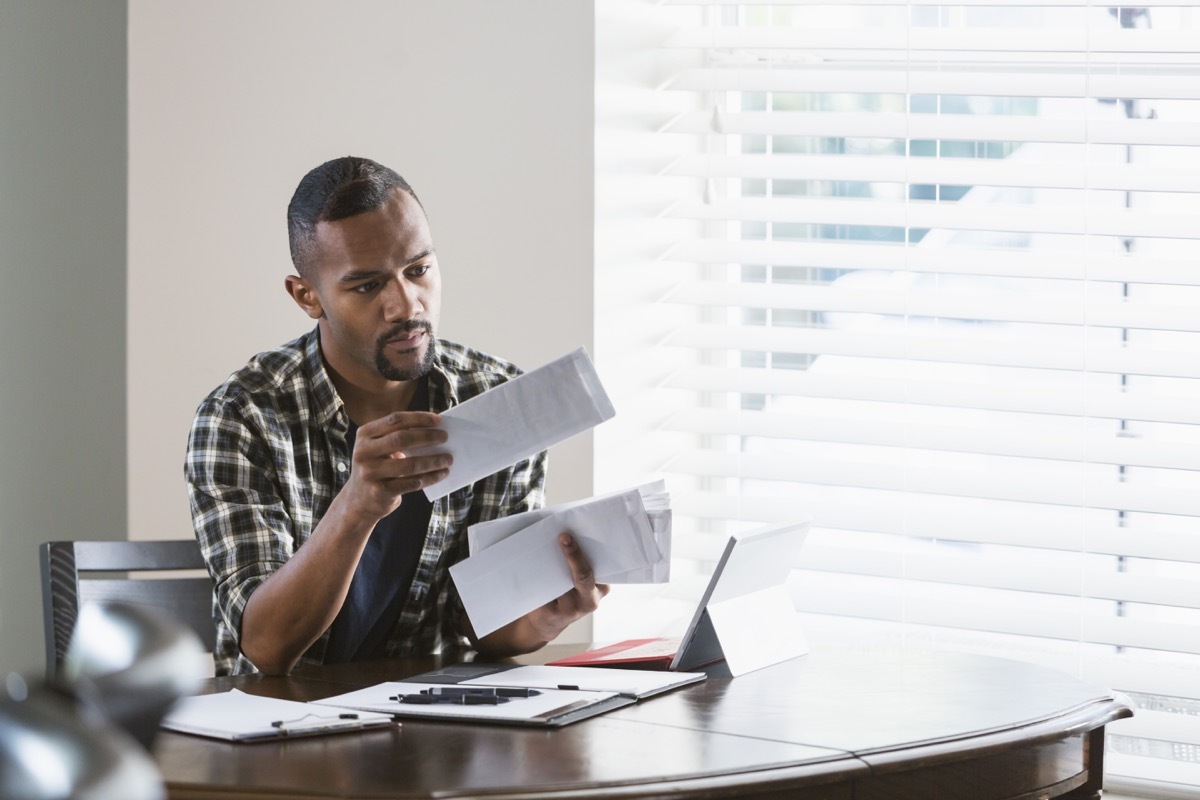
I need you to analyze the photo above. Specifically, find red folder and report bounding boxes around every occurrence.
[546,638,682,670]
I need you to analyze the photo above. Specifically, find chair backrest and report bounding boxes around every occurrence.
[40,539,216,681]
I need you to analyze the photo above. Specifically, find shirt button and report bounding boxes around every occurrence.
[336,462,347,474]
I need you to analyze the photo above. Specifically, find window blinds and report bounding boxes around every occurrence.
[594,2,1200,794]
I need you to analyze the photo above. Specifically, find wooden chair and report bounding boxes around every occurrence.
[39,539,216,681]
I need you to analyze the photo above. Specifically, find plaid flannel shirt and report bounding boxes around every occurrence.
[185,328,546,676]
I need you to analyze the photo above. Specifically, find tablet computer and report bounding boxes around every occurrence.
[549,519,810,675]
[671,519,810,673]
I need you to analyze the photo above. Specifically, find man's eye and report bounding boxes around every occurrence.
[408,264,431,278]
[353,281,380,293]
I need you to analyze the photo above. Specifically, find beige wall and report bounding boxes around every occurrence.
[0,1,595,678]
[0,1,128,679]
[128,1,596,543]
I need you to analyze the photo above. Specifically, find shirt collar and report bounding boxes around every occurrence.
[426,343,457,412]
[303,327,346,431]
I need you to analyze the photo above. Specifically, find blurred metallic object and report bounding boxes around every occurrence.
[0,673,164,800]
[61,601,206,749]
[1,601,207,798]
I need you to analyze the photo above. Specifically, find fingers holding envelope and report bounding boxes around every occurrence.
[346,411,453,518]
[558,532,611,613]
[526,533,611,640]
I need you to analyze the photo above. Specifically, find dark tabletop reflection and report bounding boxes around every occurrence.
[155,644,1127,799]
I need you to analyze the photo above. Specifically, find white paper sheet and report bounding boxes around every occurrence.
[161,689,393,741]
[418,347,615,500]
[451,481,671,638]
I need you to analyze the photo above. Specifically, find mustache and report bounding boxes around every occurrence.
[379,320,433,344]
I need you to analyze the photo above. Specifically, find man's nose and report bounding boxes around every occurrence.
[383,279,423,321]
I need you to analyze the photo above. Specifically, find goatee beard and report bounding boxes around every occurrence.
[375,320,435,381]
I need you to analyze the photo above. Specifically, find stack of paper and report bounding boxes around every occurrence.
[310,681,627,728]
[450,481,671,638]
[308,663,704,727]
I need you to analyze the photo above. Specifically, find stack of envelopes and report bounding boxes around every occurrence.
[451,481,671,638]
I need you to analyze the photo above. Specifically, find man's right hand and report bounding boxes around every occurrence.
[344,411,452,521]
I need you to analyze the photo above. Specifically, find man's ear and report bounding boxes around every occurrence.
[285,274,324,320]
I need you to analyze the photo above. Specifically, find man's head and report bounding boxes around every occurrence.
[287,156,421,279]
[284,156,441,388]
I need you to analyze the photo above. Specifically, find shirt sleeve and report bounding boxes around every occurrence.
[184,393,296,649]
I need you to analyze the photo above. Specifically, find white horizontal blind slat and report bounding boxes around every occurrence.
[666,109,1200,148]
[665,449,1200,516]
[664,240,1200,286]
[666,407,1200,470]
[794,545,1200,608]
[671,491,1200,564]
[667,195,1198,238]
[1112,712,1200,749]
[664,26,1200,55]
[663,0,1200,8]
[1085,657,1200,704]
[665,323,1200,379]
[665,365,1200,423]
[792,574,1200,654]
[666,280,1200,332]
[667,69,1200,101]
[665,154,1200,193]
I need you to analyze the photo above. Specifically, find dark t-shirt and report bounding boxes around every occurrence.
[325,379,434,663]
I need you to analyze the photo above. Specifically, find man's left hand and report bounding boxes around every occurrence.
[471,532,610,657]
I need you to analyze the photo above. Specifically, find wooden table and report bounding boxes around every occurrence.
[154,644,1131,799]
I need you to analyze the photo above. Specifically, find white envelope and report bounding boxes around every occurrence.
[418,347,615,501]
[451,481,671,638]
[611,507,672,583]
[468,481,670,583]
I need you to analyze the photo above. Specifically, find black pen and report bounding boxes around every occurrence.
[422,686,498,698]
[422,686,542,699]
[393,693,507,705]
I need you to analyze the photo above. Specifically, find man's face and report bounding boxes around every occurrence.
[300,188,442,387]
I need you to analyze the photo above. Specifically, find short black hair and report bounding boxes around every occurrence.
[287,156,421,277]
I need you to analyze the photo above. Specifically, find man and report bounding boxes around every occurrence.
[185,156,606,676]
